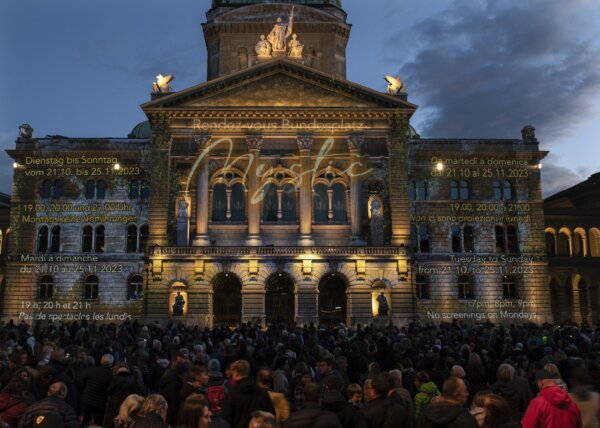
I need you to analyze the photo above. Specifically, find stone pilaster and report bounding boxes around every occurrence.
[347,134,366,245]
[148,115,171,246]
[387,117,411,246]
[194,135,211,246]
[297,134,314,246]
[246,134,263,246]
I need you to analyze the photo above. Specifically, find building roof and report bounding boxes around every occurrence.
[544,172,600,211]
[211,0,342,8]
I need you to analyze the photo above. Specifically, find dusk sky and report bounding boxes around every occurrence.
[1,0,599,196]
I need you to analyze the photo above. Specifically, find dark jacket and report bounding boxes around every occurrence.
[80,365,112,408]
[159,368,186,426]
[490,379,528,421]
[221,377,275,428]
[130,412,169,428]
[103,371,139,428]
[361,397,409,428]
[181,382,206,401]
[284,403,342,428]
[18,396,78,428]
[321,391,368,428]
[419,401,478,428]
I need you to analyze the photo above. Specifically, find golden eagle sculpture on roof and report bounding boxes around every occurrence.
[384,75,406,95]
[152,74,174,93]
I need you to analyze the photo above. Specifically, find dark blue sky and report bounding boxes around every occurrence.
[2,0,599,196]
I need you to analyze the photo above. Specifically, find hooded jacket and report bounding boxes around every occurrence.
[522,385,583,428]
[221,376,275,428]
[420,401,478,428]
[490,379,528,421]
[321,391,368,428]
[414,382,440,425]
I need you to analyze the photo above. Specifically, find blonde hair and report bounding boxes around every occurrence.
[114,394,144,428]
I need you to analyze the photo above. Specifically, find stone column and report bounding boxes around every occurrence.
[297,134,314,246]
[246,134,263,246]
[194,135,211,246]
[347,134,366,245]
[387,117,411,246]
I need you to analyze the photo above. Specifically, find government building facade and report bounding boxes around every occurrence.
[1,0,554,326]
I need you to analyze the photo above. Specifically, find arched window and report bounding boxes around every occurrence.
[495,226,506,253]
[458,275,474,299]
[313,183,328,222]
[50,226,60,253]
[573,229,586,257]
[96,180,106,200]
[281,183,297,222]
[557,231,570,256]
[262,183,279,222]
[83,275,99,300]
[37,226,49,253]
[493,181,502,200]
[139,225,149,252]
[95,225,105,253]
[416,275,430,300]
[450,180,459,200]
[82,225,93,252]
[140,180,150,201]
[212,183,227,221]
[128,275,144,300]
[451,225,462,252]
[230,183,246,221]
[452,225,475,253]
[507,226,518,253]
[502,180,513,200]
[130,180,140,199]
[52,179,62,199]
[590,228,600,257]
[41,180,52,199]
[460,180,470,200]
[463,226,474,252]
[545,231,556,256]
[38,275,54,300]
[332,183,347,222]
[416,180,428,200]
[502,275,518,299]
[85,180,95,199]
[126,225,138,253]
[411,224,431,254]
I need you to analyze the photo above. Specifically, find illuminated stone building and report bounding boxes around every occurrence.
[1,0,552,326]
[544,172,600,324]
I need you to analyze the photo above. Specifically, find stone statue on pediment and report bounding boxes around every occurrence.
[19,124,33,140]
[267,6,294,53]
[255,34,272,58]
[288,34,304,59]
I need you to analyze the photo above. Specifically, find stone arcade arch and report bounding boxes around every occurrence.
[265,272,295,324]
[318,274,347,325]
[212,273,242,326]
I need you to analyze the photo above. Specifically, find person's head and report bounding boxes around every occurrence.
[114,394,144,428]
[230,360,250,382]
[363,379,375,402]
[101,354,114,368]
[260,34,266,41]
[319,357,334,375]
[17,368,30,383]
[301,372,312,385]
[371,372,393,398]
[142,394,168,422]
[415,371,429,388]
[471,390,492,409]
[248,411,277,428]
[2,377,28,397]
[256,367,272,389]
[347,384,362,404]
[497,364,515,382]
[483,394,511,428]
[534,369,558,391]
[187,366,208,389]
[303,383,322,405]
[47,382,68,400]
[335,355,347,371]
[442,377,468,405]
[273,356,288,371]
[324,374,343,393]
[543,363,561,378]
[450,365,465,379]
[178,394,212,428]
[389,369,402,388]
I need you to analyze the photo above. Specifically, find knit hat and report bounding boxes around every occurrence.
[208,359,221,373]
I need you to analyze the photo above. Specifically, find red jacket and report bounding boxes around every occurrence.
[522,385,582,428]
[0,392,27,428]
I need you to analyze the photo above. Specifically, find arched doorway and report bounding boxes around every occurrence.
[318,274,347,325]
[265,273,295,324]
[213,273,242,326]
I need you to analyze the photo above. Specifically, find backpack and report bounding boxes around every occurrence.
[207,384,225,414]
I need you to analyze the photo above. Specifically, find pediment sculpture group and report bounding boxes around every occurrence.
[255,6,304,60]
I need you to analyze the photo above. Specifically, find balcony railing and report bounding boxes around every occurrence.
[150,246,406,257]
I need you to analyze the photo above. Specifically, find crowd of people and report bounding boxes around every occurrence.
[0,318,599,428]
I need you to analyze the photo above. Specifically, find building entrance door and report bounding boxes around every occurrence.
[318,274,347,325]
[265,273,295,324]
[213,273,242,326]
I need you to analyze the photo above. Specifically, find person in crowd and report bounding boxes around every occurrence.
[104,364,140,428]
[413,371,440,426]
[113,394,144,428]
[360,372,408,428]
[272,357,290,398]
[482,394,511,428]
[347,384,362,409]
[470,390,493,427]
[490,363,528,422]
[80,353,113,426]
[206,359,227,415]
[18,382,78,428]
[388,369,414,422]
[131,394,169,428]
[363,379,375,404]
[181,366,208,401]
[569,367,600,428]
[256,367,290,427]
[420,377,478,428]
[322,375,367,428]
[0,377,34,428]
[284,383,341,428]
[159,353,190,426]
[221,360,275,428]
[521,369,582,428]
[176,394,213,428]
[248,411,277,428]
